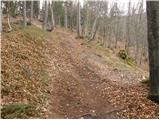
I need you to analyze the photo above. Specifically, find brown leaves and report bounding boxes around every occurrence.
[1,25,51,118]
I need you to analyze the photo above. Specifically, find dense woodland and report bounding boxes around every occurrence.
[1,0,159,119]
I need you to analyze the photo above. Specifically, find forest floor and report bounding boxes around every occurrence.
[1,21,159,119]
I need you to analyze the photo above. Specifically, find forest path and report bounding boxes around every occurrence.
[42,28,157,119]
[45,28,121,118]
[31,21,158,118]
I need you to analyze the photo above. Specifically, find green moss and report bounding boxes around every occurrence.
[1,103,34,119]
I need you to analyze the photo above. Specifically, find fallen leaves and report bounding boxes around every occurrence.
[1,24,51,118]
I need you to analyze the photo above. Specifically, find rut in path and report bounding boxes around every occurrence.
[43,28,123,119]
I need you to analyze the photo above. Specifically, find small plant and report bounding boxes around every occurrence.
[118,50,128,60]
[118,50,136,66]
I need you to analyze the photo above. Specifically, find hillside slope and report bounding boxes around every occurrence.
[1,25,51,118]
[1,24,159,119]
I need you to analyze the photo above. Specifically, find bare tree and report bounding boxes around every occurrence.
[88,2,102,41]
[77,0,82,38]
[7,2,13,31]
[0,1,2,32]
[89,15,99,41]
[50,1,55,30]
[30,0,34,22]
[84,2,89,37]
[146,1,159,103]
[64,2,68,28]
[125,0,131,53]
[43,0,48,31]
[23,1,27,27]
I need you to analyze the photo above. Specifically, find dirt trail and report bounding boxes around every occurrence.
[44,29,121,118]
[32,21,158,118]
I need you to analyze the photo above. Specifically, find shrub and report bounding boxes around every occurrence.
[118,50,128,60]
[118,50,136,66]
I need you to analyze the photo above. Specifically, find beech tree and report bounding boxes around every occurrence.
[146,1,159,103]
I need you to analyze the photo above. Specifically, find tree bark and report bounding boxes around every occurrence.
[0,1,2,32]
[50,1,55,30]
[89,16,99,41]
[64,3,68,28]
[30,0,33,22]
[84,5,89,37]
[77,0,82,38]
[7,2,12,31]
[125,0,131,53]
[146,1,159,103]
[43,1,48,31]
[23,1,27,27]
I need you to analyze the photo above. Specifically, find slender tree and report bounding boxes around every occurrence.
[0,1,2,32]
[43,0,48,31]
[64,2,68,28]
[23,1,27,27]
[30,0,34,22]
[77,0,82,38]
[125,0,131,53]
[7,2,13,31]
[50,1,55,30]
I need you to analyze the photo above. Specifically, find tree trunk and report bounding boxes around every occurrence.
[77,0,82,38]
[23,1,27,27]
[64,3,68,28]
[0,1,2,32]
[146,1,159,103]
[7,2,12,31]
[89,15,99,41]
[125,0,131,53]
[84,6,89,37]
[30,0,33,22]
[38,1,40,19]
[43,1,48,31]
[50,1,55,30]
